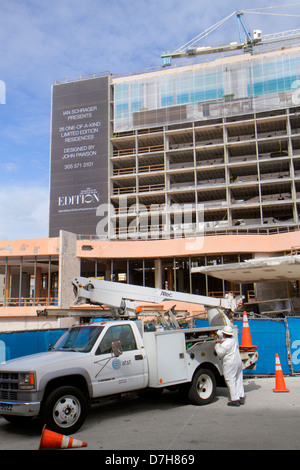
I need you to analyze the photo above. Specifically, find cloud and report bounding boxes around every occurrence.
[2,162,17,172]
[0,185,49,240]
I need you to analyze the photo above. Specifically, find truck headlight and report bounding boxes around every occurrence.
[19,373,35,390]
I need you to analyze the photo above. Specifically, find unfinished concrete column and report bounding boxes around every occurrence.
[154,259,162,289]
[58,231,81,308]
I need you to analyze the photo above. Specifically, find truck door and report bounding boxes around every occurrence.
[91,324,148,397]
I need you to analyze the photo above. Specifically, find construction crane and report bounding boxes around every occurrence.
[161,9,300,66]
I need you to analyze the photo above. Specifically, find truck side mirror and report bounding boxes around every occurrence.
[111,340,123,357]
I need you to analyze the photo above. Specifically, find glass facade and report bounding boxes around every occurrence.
[114,49,300,132]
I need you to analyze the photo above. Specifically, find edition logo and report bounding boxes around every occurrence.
[58,188,100,208]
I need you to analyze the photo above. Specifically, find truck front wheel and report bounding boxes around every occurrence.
[188,368,216,405]
[42,386,88,435]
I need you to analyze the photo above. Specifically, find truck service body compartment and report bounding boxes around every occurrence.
[143,330,188,387]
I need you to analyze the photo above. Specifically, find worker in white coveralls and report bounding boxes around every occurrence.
[215,325,245,407]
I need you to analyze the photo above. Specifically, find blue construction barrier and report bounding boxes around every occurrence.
[196,317,295,375]
[287,318,300,373]
[0,329,66,362]
[235,319,291,375]
[1,318,300,375]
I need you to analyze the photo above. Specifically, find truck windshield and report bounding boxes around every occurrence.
[53,325,104,353]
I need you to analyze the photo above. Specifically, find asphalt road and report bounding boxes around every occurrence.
[0,377,300,453]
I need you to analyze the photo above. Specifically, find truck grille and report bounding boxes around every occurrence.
[0,372,20,401]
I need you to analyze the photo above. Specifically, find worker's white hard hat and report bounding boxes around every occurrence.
[222,326,234,336]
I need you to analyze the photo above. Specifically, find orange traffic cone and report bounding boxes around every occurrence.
[240,311,256,350]
[39,425,87,449]
[273,353,290,393]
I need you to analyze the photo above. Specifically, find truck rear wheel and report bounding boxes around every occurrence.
[42,386,88,435]
[188,368,216,405]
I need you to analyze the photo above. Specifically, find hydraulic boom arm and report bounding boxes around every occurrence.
[72,277,243,326]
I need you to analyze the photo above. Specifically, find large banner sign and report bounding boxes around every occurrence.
[49,76,109,237]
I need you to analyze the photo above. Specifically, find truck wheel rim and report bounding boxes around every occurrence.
[53,395,81,428]
[197,374,213,399]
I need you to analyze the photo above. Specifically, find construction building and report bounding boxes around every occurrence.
[1,13,300,330]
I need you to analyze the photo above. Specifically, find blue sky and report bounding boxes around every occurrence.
[0,0,299,240]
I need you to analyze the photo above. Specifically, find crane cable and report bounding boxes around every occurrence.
[245,3,300,16]
[245,3,300,11]
[173,11,236,53]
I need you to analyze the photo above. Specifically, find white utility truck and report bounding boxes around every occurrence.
[0,278,258,434]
